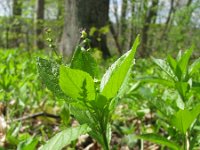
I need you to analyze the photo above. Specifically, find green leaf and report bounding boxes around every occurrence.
[191,81,200,92]
[39,124,91,150]
[70,46,99,78]
[69,104,104,146]
[59,66,96,101]
[92,94,108,110]
[17,137,38,150]
[116,68,132,98]
[171,104,200,134]
[137,134,180,150]
[37,58,68,100]
[70,104,95,126]
[189,57,200,76]
[100,35,139,100]
[191,104,200,118]
[151,57,177,81]
[176,50,182,61]
[167,55,177,74]
[174,65,183,81]
[60,104,70,126]
[99,25,110,34]
[175,82,189,101]
[136,76,174,88]
[177,48,193,80]
[176,96,185,110]
[171,109,192,134]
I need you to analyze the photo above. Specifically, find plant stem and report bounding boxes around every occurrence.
[98,110,110,150]
[101,124,110,150]
[185,131,190,150]
[140,139,144,150]
[99,118,110,150]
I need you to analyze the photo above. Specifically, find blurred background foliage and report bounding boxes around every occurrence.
[0,0,200,57]
[1,0,200,149]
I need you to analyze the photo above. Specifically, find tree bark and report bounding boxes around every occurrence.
[140,0,159,57]
[120,0,128,51]
[113,0,120,36]
[165,0,174,26]
[56,0,65,47]
[161,0,178,41]
[129,0,136,49]
[35,0,45,49]
[12,0,22,47]
[60,0,111,59]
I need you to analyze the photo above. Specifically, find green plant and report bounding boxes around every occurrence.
[0,49,59,149]
[37,36,140,150]
[136,48,200,150]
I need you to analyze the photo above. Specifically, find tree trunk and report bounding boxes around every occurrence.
[109,21,122,55]
[56,0,65,47]
[140,0,159,57]
[109,0,122,55]
[165,0,174,26]
[129,0,136,49]
[113,0,120,36]
[161,0,178,42]
[120,0,128,51]
[12,0,22,47]
[60,0,111,59]
[35,0,45,49]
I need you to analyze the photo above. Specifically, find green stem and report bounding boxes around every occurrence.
[140,139,144,150]
[97,109,110,150]
[101,124,110,150]
[185,131,189,150]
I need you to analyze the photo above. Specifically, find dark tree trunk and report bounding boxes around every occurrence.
[5,26,9,49]
[35,0,45,49]
[162,0,193,41]
[56,0,64,46]
[60,0,111,59]
[165,0,174,26]
[109,0,122,55]
[129,0,136,49]
[120,0,128,51]
[12,0,22,47]
[161,0,178,41]
[113,0,120,36]
[140,0,159,57]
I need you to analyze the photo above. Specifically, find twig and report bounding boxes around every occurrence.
[7,112,60,123]
[109,21,122,55]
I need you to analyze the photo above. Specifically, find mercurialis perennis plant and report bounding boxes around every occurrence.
[37,35,140,150]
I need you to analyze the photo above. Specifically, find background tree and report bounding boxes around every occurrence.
[120,0,128,51]
[140,0,159,57]
[35,0,45,49]
[12,0,22,47]
[60,0,111,58]
[0,0,200,58]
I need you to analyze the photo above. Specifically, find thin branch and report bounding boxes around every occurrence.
[7,112,60,123]
[165,0,174,25]
[112,0,120,35]
[109,21,122,55]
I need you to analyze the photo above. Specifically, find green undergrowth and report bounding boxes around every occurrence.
[0,41,200,150]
